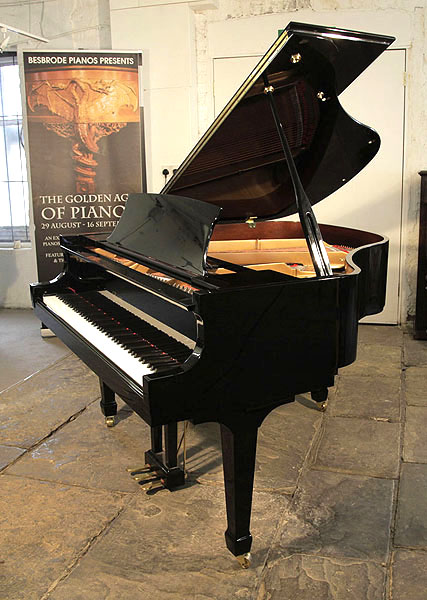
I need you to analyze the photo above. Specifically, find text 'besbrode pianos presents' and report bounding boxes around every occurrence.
[31,22,394,567]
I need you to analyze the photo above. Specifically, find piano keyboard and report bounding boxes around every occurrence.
[100,289,195,349]
[43,290,193,385]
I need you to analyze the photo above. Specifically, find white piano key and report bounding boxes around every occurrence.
[43,295,156,385]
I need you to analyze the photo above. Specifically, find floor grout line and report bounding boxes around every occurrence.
[38,496,134,600]
[0,351,73,395]
[0,398,99,474]
[384,344,406,600]
[1,470,137,496]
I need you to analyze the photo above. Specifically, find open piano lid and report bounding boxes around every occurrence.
[107,22,394,277]
[163,22,395,223]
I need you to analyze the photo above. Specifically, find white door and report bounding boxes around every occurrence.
[213,49,406,324]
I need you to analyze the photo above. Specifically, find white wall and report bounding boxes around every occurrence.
[111,0,426,324]
[0,0,111,308]
[110,1,204,192]
[0,248,37,308]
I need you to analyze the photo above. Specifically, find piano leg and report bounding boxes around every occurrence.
[219,399,295,567]
[220,418,259,568]
[99,379,117,427]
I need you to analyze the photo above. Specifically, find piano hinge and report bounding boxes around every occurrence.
[403,71,408,86]
[246,216,257,228]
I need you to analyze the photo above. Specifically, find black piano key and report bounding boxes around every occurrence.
[58,290,192,371]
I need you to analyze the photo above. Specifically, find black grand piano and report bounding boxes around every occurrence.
[31,22,394,567]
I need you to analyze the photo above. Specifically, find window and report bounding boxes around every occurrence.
[0,53,29,245]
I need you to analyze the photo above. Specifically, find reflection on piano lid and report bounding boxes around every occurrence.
[163,21,395,222]
[31,21,395,566]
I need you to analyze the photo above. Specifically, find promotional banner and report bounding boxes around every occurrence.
[23,50,145,282]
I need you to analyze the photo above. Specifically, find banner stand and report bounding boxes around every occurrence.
[21,50,146,300]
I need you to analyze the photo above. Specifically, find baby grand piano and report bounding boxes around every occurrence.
[31,23,394,567]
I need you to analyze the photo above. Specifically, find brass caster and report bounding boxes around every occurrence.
[318,400,328,412]
[236,553,251,569]
[105,416,115,427]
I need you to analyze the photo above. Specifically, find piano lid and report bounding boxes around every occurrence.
[163,22,395,224]
[107,192,221,277]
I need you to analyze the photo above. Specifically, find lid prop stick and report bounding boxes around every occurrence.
[262,72,332,277]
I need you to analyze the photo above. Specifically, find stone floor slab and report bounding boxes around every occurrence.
[403,406,427,463]
[6,399,320,495]
[274,470,394,561]
[404,366,427,406]
[358,324,403,347]
[391,549,427,600]
[0,474,126,600]
[403,334,427,366]
[0,355,99,448]
[395,463,427,548]
[312,417,400,478]
[0,309,70,393]
[328,376,401,421]
[6,400,151,492]
[0,445,25,470]
[48,484,289,599]
[339,344,401,379]
[186,401,321,493]
[258,555,386,600]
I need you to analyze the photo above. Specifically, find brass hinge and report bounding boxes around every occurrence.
[246,216,257,228]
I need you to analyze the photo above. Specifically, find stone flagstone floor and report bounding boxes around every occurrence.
[1,309,427,599]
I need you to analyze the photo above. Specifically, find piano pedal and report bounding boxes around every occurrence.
[139,479,164,493]
[105,416,116,427]
[126,464,154,477]
[138,475,162,488]
[133,472,159,483]
[236,553,251,569]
